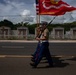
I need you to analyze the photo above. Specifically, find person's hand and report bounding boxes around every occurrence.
[36,37,40,41]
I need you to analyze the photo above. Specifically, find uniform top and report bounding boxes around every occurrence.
[40,28,49,41]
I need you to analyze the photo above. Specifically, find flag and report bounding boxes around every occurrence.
[36,0,39,15]
[38,0,76,16]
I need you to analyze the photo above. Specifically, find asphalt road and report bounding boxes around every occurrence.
[0,41,76,75]
[0,41,76,56]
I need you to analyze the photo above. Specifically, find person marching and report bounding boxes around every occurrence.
[30,22,53,68]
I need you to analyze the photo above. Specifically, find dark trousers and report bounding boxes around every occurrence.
[33,42,41,59]
[35,42,53,66]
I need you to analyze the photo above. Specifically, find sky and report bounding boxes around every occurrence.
[0,0,76,24]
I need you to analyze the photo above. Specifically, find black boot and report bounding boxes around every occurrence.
[31,58,35,62]
[30,63,37,68]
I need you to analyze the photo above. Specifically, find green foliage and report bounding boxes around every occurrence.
[0,19,14,29]
[48,22,76,32]
[26,24,36,34]
[0,19,76,34]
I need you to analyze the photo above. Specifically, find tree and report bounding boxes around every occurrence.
[0,19,14,29]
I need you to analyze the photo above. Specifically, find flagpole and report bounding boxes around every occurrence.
[36,15,39,27]
[48,16,56,25]
[36,15,40,27]
[39,14,40,26]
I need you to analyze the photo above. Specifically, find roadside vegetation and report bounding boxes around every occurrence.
[0,19,76,34]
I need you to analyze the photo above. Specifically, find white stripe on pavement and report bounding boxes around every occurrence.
[0,55,75,58]
[2,46,24,48]
[0,55,32,58]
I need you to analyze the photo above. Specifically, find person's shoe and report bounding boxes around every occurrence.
[31,58,35,62]
[31,57,34,60]
[30,63,37,68]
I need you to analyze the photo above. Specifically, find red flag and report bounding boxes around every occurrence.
[38,0,76,16]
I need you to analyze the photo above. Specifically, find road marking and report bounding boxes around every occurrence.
[6,55,32,58]
[2,46,24,48]
[53,55,75,58]
[0,55,75,58]
[0,55,6,58]
[0,55,32,58]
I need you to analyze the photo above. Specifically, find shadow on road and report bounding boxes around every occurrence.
[36,55,70,69]
[52,56,69,68]
[67,57,76,61]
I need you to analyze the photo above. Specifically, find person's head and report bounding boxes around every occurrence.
[39,25,43,31]
[37,27,40,32]
[41,21,48,29]
[36,25,42,32]
[36,26,41,36]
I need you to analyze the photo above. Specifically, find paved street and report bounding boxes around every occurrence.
[0,56,76,75]
[0,40,76,75]
[0,40,76,56]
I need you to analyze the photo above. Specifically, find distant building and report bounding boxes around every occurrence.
[70,27,76,39]
[0,26,29,39]
[65,31,71,39]
[0,26,11,39]
[1,26,76,40]
[17,26,29,39]
[52,27,64,39]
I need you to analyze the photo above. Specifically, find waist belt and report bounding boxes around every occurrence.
[40,40,48,43]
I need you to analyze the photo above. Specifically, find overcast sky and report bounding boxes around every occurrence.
[0,0,76,24]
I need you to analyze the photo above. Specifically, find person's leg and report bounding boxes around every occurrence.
[44,42,53,66]
[30,42,44,67]
[31,42,40,59]
[35,42,44,64]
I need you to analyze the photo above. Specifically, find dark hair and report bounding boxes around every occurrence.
[41,21,48,25]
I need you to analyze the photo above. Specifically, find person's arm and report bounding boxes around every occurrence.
[36,29,49,41]
[36,36,46,41]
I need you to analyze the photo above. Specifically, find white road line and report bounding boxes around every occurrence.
[0,55,75,58]
[0,55,6,58]
[2,46,24,48]
[0,55,32,58]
